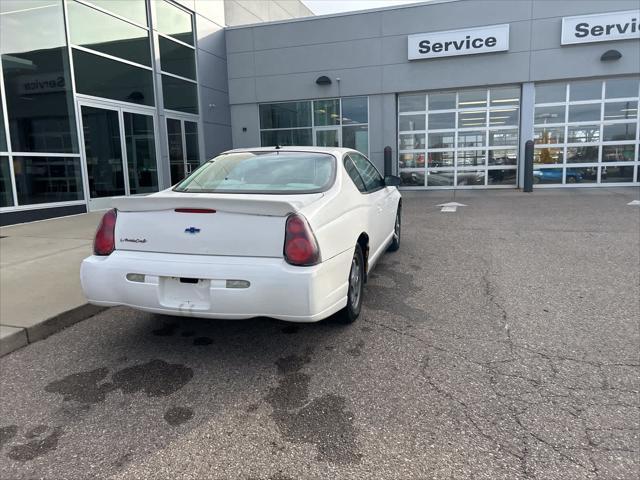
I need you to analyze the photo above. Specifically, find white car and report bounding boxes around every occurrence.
[81,147,402,323]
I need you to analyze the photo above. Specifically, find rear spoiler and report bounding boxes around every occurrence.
[110,193,322,217]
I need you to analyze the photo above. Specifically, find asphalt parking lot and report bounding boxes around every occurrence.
[1,188,639,480]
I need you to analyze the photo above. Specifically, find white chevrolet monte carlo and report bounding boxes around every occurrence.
[81,147,402,324]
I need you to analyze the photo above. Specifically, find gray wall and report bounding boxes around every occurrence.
[226,0,640,170]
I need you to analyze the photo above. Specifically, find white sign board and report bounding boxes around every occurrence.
[561,10,640,45]
[408,24,510,60]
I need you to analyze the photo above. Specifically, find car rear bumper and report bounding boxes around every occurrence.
[80,250,351,322]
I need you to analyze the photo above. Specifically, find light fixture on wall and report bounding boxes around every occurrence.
[600,50,622,61]
[315,75,332,85]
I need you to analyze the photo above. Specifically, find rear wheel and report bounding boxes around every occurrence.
[388,206,401,252]
[336,244,364,324]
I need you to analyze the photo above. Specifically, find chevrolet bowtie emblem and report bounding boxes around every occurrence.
[184,227,201,234]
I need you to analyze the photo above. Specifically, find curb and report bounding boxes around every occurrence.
[0,304,108,357]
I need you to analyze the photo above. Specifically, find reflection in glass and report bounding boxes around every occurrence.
[457,130,485,148]
[458,89,487,108]
[458,110,486,128]
[398,94,424,113]
[0,156,14,206]
[535,83,566,104]
[428,132,454,149]
[456,170,485,186]
[124,112,158,194]
[534,127,564,144]
[316,129,340,147]
[400,171,425,187]
[162,75,198,114]
[167,118,184,184]
[457,150,485,167]
[487,169,517,185]
[602,144,635,162]
[533,167,563,184]
[426,170,454,186]
[489,108,518,126]
[489,129,519,146]
[81,106,124,198]
[342,125,368,155]
[399,114,425,131]
[602,123,637,142]
[155,0,194,45]
[488,149,517,166]
[568,104,601,123]
[603,101,638,120]
[260,102,311,129]
[569,80,602,101]
[67,1,151,66]
[74,49,154,106]
[1,0,78,153]
[534,105,565,124]
[341,97,368,124]
[0,90,6,151]
[428,151,453,167]
[428,92,456,110]
[314,99,340,126]
[566,146,598,164]
[566,167,597,184]
[605,78,639,99]
[184,121,200,174]
[159,36,196,79]
[490,87,520,106]
[428,112,455,130]
[534,147,563,165]
[87,0,148,26]
[399,153,425,168]
[601,165,634,182]
[567,125,600,143]
[400,133,425,150]
[260,128,312,147]
[13,156,83,204]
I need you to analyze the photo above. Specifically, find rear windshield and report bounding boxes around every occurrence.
[174,151,336,194]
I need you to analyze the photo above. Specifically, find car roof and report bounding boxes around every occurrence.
[220,146,356,157]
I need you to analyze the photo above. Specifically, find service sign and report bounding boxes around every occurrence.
[561,10,640,45]
[408,24,510,60]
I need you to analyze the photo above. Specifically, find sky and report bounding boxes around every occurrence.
[302,0,424,15]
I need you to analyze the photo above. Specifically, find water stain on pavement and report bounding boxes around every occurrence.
[44,367,113,403]
[7,427,63,462]
[193,337,213,346]
[281,325,299,334]
[164,406,194,426]
[365,261,424,320]
[25,425,48,439]
[152,323,178,336]
[266,352,361,464]
[0,425,17,450]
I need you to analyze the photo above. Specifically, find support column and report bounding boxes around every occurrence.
[518,82,535,189]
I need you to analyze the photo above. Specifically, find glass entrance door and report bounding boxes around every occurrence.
[79,100,159,210]
[167,117,201,185]
[315,127,340,147]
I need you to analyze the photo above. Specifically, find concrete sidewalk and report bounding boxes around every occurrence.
[0,212,105,355]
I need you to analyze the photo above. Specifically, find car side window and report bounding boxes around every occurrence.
[348,152,385,192]
[343,155,367,193]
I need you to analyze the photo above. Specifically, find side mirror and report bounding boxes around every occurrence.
[384,175,401,187]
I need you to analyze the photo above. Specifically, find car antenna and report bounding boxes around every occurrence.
[275,144,281,150]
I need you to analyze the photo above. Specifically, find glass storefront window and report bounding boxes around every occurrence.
[602,123,637,142]
[428,112,454,130]
[398,94,424,113]
[601,165,634,182]
[489,108,518,126]
[428,151,454,167]
[123,112,158,195]
[489,130,519,146]
[343,125,368,155]
[260,102,311,129]
[428,92,456,110]
[67,1,151,67]
[605,77,639,99]
[399,153,425,168]
[602,144,635,162]
[488,149,517,166]
[0,156,14,207]
[314,99,340,126]
[12,156,83,205]
[400,171,424,187]
[456,170,485,186]
[533,167,563,184]
[162,75,198,114]
[458,89,487,108]
[604,101,638,121]
[426,170,454,187]
[1,0,78,153]
[457,150,485,167]
[567,125,600,143]
[490,87,520,106]
[566,167,597,184]
[569,80,602,101]
[458,131,485,148]
[73,49,154,106]
[399,114,425,131]
[534,147,563,165]
[400,133,425,150]
[87,0,148,26]
[428,132,454,149]
[0,89,6,152]
[488,169,517,185]
[568,104,601,123]
[341,97,368,125]
[155,0,194,46]
[566,146,598,164]
[535,83,566,104]
[534,105,565,124]
[458,110,486,128]
[534,127,564,145]
[260,129,312,147]
[159,36,196,80]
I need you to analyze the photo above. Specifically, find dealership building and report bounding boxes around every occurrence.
[1,0,639,225]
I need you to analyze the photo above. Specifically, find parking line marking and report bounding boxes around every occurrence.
[437,202,467,213]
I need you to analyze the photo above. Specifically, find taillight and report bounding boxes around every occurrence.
[284,213,320,266]
[93,209,117,256]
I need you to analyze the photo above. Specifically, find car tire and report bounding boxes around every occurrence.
[336,244,365,324]
[387,206,401,252]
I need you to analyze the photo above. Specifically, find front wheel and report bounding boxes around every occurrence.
[387,206,401,252]
[336,244,364,324]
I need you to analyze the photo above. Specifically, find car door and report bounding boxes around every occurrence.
[347,152,395,257]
